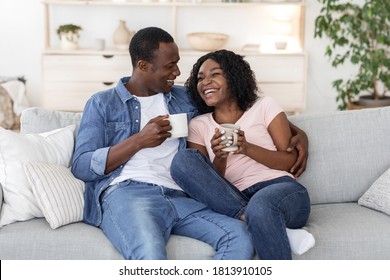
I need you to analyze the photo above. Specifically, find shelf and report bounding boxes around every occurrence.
[42,0,305,7]
[41,0,307,114]
[43,47,305,56]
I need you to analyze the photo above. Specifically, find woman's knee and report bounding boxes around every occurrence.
[245,190,272,214]
[244,182,311,227]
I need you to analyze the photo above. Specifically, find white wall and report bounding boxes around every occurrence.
[0,0,355,113]
[0,0,43,107]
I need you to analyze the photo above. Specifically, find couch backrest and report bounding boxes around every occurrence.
[19,106,390,205]
[290,106,390,205]
[20,107,82,135]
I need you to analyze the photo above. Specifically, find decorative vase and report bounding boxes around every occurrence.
[60,32,79,50]
[113,20,133,50]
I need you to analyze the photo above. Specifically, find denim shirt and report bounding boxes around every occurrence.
[71,76,197,226]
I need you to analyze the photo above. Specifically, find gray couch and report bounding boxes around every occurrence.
[1,105,390,259]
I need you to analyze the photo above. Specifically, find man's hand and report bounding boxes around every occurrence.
[287,123,309,178]
[105,115,171,174]
[137,114,172,148]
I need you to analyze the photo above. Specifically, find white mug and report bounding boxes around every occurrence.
[219,123,240,152]
[168,113,188,138]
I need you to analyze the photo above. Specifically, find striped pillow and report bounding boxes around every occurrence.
[23,162,85,229]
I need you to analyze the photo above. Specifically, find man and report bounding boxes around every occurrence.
[71,27,308,260]
[71,27,254,260]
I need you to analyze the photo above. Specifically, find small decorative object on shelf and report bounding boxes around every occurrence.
[57,24,82,50]
[273,16,292,50]
[187,32,229,51]
[94,38,105,51]
[241,44,261,53]
[113,20,134,50]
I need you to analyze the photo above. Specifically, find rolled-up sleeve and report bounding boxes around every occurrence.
[91,147,110,176]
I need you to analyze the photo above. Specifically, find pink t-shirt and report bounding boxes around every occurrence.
[188,96,294,191]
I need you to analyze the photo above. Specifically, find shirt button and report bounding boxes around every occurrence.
[136,120,139,122]
[135,106,138,109]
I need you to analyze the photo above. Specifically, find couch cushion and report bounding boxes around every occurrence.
[294,203,390,260]
[358,165,390,216]
[24,162,85,229]
[290,106,390,204]
[0,218,215,260]
[20,107,82,135]
[0,219,122,260]
[0,125,75,227]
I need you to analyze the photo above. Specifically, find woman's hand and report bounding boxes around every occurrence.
[211,128,230,159]
[234,129,248,155]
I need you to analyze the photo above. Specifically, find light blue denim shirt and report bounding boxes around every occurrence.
[71,76,197,226]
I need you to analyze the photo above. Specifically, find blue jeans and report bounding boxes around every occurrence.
[171,149,311,260]
[100,179,254,260]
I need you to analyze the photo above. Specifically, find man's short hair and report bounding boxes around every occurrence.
[129,27,174,67]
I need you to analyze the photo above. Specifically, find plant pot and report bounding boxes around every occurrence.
[358,95,390,107]
[348,95,390,110]
[60,32,79,50]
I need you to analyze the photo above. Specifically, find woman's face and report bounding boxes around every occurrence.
[196,58,230,107]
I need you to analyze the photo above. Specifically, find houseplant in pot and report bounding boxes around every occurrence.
[314,0,390,110]
[57,24,82,50]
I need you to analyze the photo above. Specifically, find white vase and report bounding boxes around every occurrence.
[113,20,133,50]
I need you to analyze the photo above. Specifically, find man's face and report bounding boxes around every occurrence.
[145,42,181,94]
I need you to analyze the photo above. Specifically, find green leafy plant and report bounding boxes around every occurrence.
[314,0,390,110]
[56,24,82,42]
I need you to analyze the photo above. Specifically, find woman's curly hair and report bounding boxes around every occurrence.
[185,49,259,114]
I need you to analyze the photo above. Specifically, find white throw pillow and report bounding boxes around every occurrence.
[24,162,85,229]
[358,167,390,216]
[0,125,75,227]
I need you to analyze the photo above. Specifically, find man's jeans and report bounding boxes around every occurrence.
[100,179,254,260]
[171,149,311,260]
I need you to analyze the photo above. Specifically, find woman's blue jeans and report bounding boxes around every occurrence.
[171,148,311,260]
[99,179,254,260]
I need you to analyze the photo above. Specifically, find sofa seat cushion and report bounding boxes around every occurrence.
[0,218,215,260]
[294,203,390,260]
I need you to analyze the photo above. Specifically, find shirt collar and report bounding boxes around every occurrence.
[115,76,173,103]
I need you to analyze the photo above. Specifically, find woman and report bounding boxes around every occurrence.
[171,50,313,259]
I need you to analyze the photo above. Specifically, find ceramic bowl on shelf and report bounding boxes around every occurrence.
[187,32,229,51]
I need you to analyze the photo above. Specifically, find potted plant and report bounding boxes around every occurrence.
[314,0,390,110]
[57,24,82,50]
